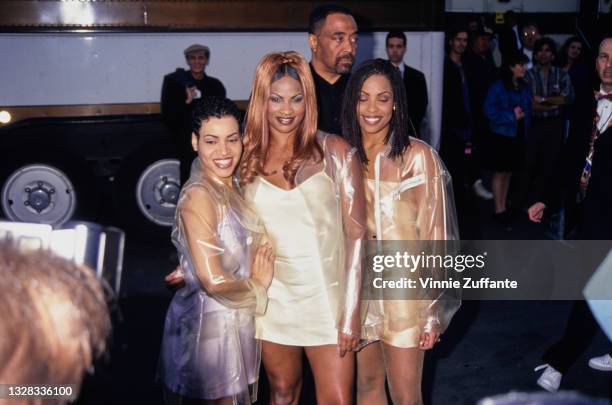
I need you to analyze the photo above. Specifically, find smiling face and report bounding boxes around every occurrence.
[186,51,208,75]
[357,74,394,141]
[310,12,358,75]
[266,75,306,137]
[191,116,242,182]
[450,32,468,56]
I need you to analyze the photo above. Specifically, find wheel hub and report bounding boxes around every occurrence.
[1,164,76,226]
[135,159,180,226]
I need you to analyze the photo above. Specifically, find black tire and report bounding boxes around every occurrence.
[113,142,180,237]
[0,148,99,227]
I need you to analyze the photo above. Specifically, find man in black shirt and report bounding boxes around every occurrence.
[161,44,227,184]
[308,4,358,135]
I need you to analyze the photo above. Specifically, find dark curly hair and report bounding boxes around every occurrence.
[191,96,242,137]
[341,58,413,165]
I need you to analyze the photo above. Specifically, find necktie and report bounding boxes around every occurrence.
[577,93,610,201]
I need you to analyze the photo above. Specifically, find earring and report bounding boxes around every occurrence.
[393,105,396,111]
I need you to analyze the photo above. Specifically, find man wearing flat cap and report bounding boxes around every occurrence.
[161,44,227,185]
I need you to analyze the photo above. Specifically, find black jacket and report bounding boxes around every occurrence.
[161,68,226,142]
[401,64,428,135]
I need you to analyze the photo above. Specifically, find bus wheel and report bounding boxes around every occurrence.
[1,164,77,227]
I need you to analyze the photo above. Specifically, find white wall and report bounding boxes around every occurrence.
[0,31,444,146]
[445,0,580,13]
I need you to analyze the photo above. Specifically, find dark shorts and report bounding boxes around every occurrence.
[483,131,525,172]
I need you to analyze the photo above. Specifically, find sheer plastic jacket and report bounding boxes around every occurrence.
[160,159,267,402]
[362,137,461,344]
[172,159,268,314]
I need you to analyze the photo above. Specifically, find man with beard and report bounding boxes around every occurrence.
[308,4,358,135]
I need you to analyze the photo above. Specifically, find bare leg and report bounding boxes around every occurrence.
[262,341,303,405]
[501,172,512,209]
[492,171,507,213]
[382,343,425,405]
[356,341,387,405]
[304,344,354,405]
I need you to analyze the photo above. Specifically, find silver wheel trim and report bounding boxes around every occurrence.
[1,164,77,227]
[135,158,180,226]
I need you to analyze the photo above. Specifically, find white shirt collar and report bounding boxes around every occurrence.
[597,86,612,133]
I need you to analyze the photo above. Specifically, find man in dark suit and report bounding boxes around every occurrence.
[386,30,428,136]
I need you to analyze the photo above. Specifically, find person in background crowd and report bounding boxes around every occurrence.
[482,52,531,224]
[556,36,595,234]
[340,58,460,405]
[159,97,274,405]
[385,29,429,135]
[498,10,523,65]
[440,27,471,213]
[240,51,366,405]
[522,37,574,236]
[530,37,612,392]
[0,242,111,404]
[464,26,497,200]
[161,44,227,185]
[520,23,540,70]
[308,4,358,135]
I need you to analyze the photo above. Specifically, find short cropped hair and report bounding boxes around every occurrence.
[386,30,407,47]
[308,4,353,34]
[0,241,110,391]
[191,96,242,137]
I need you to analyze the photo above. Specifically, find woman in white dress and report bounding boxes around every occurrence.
[239,51,366,405]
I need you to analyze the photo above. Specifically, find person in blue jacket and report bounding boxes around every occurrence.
[483,51,532,223]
